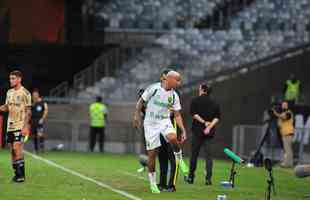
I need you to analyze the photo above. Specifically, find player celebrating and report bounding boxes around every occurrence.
[133,70,188,193]
[0,70,31,182]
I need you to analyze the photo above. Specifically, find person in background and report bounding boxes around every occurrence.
[185,84,220,185]
[0,70,31,182]
[89,96,108,152]
[283,73,301,107]
[273,101,294,168]
[31,89,48,153]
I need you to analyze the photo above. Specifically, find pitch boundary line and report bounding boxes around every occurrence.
[119,170,148,181]
[24,151,142,200]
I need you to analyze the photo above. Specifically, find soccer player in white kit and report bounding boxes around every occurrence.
[133,70,188,193]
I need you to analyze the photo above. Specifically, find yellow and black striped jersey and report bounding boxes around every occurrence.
[5,86,31,132]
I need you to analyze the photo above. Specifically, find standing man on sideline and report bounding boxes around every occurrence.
[0,70,31,182]
[283,73,301,107]
[185,84,220,185]
[31,89,48,153]
[133,70,189,193]
[273,101,294,168]
[89,96,108,152]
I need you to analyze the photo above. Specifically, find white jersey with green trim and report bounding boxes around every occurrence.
[141,82,181,123]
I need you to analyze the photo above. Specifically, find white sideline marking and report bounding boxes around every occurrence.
[119,171,148,181]
[24,151,142,200]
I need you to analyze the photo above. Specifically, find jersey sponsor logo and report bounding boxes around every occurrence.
[153,100,170,108]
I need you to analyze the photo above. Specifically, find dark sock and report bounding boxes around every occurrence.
[39,138,44,152]
[21,161,25,178]
[16,159,25,178]
[12,161,17,177]
[34,137,39,152]
[159,173,167,187]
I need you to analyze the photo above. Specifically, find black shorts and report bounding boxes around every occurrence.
[7,130,24,143]
[31,123,44,136]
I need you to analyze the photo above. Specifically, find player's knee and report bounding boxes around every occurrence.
[11,148,16,157]
[147,150,157,159]
[13,143,22,155]
[169,137,178,146]
[13,142,22,149]
[167,133,178,144]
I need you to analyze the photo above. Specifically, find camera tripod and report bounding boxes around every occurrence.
[250,118,281,166]
[229,161,237,188]
[265,159,276,200]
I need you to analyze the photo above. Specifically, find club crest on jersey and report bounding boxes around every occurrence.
[168,96,174,110]
[168,96,173,104]
[36,105,43,112]
[16,95,21,104]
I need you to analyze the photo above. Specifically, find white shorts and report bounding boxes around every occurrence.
[144,119,176,150]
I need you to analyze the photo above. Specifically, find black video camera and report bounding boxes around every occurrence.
[268,103,282,118]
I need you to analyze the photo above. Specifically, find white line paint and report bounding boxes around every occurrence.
[24,151,142,200]
[119,170,148,181]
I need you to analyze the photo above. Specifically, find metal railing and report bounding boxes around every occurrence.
[43,96,93,104]
[49,47,120,97]
[24,119,140,153]
[49,81,69,97]
[73,48,121,93]
[49,46,143,98]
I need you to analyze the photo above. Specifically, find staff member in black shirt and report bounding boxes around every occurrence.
[31,89,48,153]
[185,84,220,185]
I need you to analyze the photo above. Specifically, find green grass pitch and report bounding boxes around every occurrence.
[0,150,309,200]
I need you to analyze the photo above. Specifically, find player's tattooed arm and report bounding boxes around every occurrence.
[24,106,32,129]
[174,110,187,143]
[133,98,144,128]
[39,103,49,124]
[0,104,8,112]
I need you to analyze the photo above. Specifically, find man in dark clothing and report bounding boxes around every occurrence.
[31,89,48,153]
[185,84,220,185]
[158,132,177,192]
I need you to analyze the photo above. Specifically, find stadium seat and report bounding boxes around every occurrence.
[78,0,310,102]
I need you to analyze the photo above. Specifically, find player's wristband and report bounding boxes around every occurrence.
[24,135,29,143]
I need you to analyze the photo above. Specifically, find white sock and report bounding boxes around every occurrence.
[148,172,156,185]
[174,150,183,161]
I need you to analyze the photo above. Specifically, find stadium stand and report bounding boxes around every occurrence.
[74,0,310,102]
[97,0,219,30]
[52,0,310,104]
